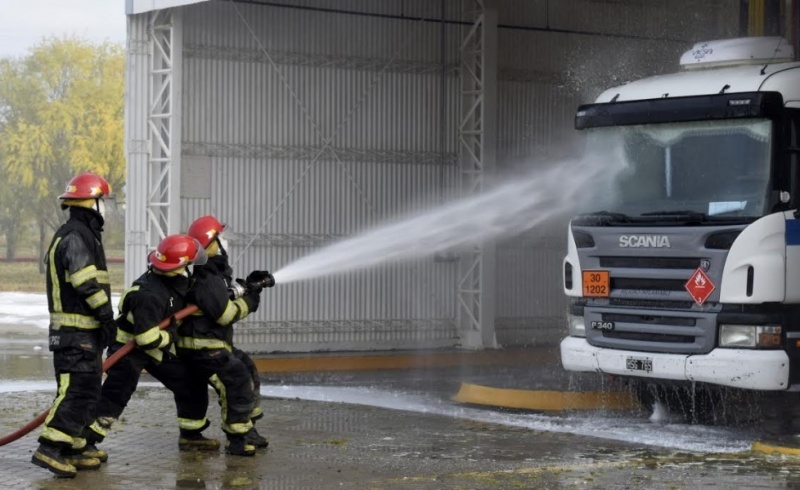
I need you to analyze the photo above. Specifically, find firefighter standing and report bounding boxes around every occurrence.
[32,172,117,478]
[84,234,221,455]
[180,215,274,456]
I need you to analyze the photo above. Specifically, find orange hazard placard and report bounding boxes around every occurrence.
[685,268,715,305]
[582,270,610,297]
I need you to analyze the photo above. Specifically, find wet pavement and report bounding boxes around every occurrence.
[4,293,800,488]
[5,378,800,489]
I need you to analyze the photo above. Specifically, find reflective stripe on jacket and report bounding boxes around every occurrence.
[45,208,112,339]
[115,271,190,362]
[179,255,257,351]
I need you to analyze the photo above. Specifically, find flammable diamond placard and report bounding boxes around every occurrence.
[685,267,715,305]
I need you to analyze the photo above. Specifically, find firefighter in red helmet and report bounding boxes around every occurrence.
[32,172,116,478]
[179,215,274,456]
[83,234,220,458]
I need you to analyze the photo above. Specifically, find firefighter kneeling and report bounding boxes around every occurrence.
[178,215,275,456]
[83,234,219,456]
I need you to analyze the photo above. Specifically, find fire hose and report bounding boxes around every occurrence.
[0,271,275,447]
[0,304,199,447]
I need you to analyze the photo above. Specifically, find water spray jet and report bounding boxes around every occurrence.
[271,153,626,285]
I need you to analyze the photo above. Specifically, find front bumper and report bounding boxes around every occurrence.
[560,336,789,390]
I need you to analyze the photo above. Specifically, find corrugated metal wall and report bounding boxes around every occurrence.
[179,0,464,352]
[128,0,740,353]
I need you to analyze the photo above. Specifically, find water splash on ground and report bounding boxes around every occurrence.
[260,385,755,453]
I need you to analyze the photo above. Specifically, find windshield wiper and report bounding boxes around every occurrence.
[576,210,632,224]
[641,210,706,218]
[640,210,707,223]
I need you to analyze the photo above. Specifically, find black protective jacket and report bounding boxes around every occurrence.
[115,270,190,362]
[45,207,113,351]
[178,255,259,351]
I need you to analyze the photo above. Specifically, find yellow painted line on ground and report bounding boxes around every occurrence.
[752,441,800,456]
[253,347,558,373]
[452,382,640,411]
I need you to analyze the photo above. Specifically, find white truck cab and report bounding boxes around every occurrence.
[560,37,800,408]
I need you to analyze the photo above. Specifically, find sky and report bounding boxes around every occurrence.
[0,0,127,59]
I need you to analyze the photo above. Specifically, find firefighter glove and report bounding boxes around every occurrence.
[100,319,117,348]
[238,279,261,312]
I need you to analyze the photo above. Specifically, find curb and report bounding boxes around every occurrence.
[752,441,800,456]
[451,382,641,411]
[253,347,558,373]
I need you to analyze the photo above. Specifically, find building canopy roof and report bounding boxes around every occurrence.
[126,0,210,15]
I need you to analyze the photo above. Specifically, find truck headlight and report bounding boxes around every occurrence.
[567,314,586,337]
[719,325,781,348]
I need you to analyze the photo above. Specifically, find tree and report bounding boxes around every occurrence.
[0,37,125,264]
[0,161,29,260]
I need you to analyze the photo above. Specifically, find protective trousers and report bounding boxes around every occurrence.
[90,347,210,441]
[39,346,102,449]
[178,348,254,435]
[233,347,263,421]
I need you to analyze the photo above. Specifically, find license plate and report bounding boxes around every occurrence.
[583,270,610,297]
[591,321,614,331]
[626,356,653,373]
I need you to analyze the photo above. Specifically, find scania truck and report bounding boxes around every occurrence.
[560,37,800,420]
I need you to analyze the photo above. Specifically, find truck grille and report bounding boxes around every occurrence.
[599,256,701,269]
[608,298,695,309]
[577,231,733,355]
[585,307,715,354]
[602,331,695,343]
[602,313,696,327]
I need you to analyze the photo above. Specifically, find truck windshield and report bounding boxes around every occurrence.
[584,119,772,221]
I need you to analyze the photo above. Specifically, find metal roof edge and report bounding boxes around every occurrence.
[126,0,211,15]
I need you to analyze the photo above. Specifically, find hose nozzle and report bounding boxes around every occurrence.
[229,271,276,299]
[246,270,276,289]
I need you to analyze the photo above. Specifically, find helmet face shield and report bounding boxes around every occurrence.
[192,240,208,266]
[217,230,231,254]
[103,195,119,212]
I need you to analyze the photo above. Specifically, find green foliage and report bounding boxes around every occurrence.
[0,169,28,259]
[0,36,126,257]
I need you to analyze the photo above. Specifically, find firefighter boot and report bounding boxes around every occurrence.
[225,435,256,457]
[81,430,109,463]
[245,427,269,448]
[82,443,108,463]
[72,436,108,465]
[64,447,102,471]
[31,444,77,478]
[179,429,221,451]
